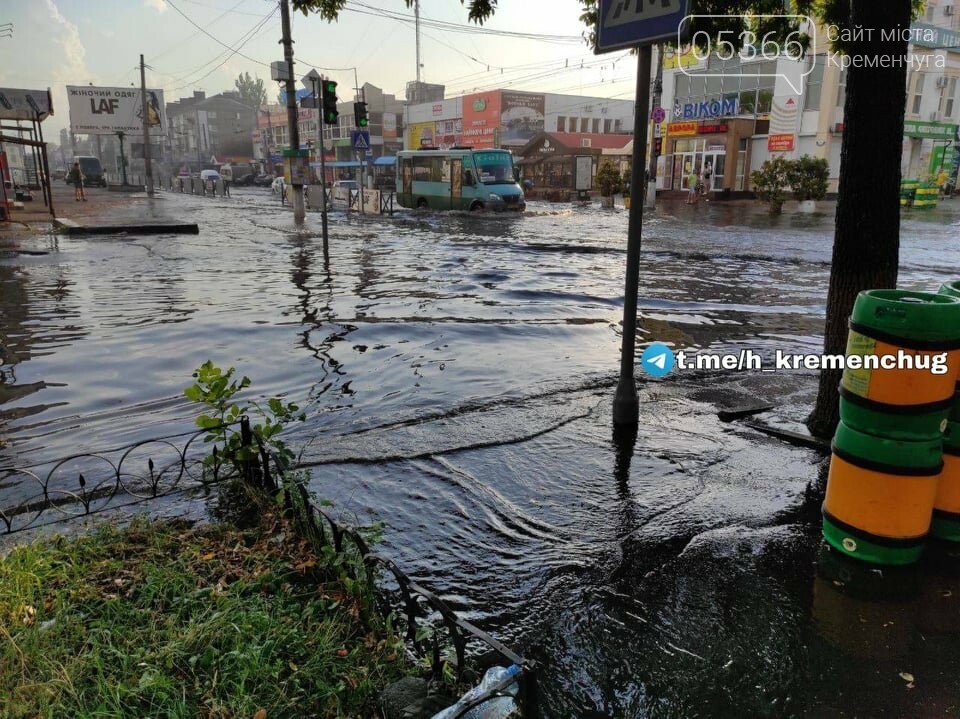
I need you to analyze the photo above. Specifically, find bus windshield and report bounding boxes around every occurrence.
[473,151,515,185]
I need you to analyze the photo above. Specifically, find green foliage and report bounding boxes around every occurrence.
[786,154,829,201]
[0,517,411,717]
[595,160,622,197]
[292,0,498,24]
[234,71,266,108]
[750,155,792,212]
[184,361,305,472]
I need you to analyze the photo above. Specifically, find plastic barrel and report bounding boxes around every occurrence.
[932,421,960,541]
[900,179,918,207]
[823,421,943,565]
[839,290,960,441]
[912,182,939,209]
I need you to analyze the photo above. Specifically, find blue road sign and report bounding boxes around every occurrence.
[351,130,371,152]
[596,0,689,54]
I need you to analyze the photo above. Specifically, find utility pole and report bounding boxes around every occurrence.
[645,44,664,209]
[414,0,421,83]
[280,0,306,223]
[140,54,154,196]
[116,131,129,186]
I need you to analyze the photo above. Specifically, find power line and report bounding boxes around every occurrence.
[163,0,271,67]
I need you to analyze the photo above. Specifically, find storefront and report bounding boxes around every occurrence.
[661,117,756,192]
[517,131,631,189]
[901,119,959,182]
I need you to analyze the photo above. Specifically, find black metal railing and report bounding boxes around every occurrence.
[0,419,538,715]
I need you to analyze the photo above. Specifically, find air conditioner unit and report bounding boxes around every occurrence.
[937,76,949,88]
[945,5,955,16]
[581,138,592,147]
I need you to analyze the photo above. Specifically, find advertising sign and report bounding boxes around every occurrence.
[67,85,166,134]
[767,134,795,152]
[0,88,53,121]
[903,119,958,139]
[462,92,502,150]
[596,0,688,53]
[500,92,545,146]
[663,45,700,70]
[407,120,436,148]
[769,96,799,137]
[667,121,698,137]
[575,155,593,191]
[383,113,398,139]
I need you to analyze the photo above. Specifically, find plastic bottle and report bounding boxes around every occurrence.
[430,664,522,719]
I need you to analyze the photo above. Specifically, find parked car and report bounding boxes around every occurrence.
[253,173,274,187]
[234,172,255,186]
[67,156,107,187]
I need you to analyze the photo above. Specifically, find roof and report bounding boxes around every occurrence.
[547,132,633,150]
[374,155,396,166]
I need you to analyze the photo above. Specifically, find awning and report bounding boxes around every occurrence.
[311,160,364,168]
[374,155,396,166]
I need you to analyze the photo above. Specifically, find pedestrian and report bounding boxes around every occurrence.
[701,161,713,196]
[685,167,698,204]
[937,167,949,197]
[68,161,87,202]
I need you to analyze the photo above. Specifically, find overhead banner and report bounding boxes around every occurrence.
[67,85,166,134]
[0,88,53,121]
[462,92,502,150]
[500,92,544,146]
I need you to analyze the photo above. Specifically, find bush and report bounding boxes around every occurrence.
[750,156,792,213]
[596,161,622,197]
[787,155,829,201]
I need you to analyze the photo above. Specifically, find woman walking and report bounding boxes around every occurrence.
[68,161,86,202]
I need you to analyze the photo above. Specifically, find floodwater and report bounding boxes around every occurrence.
[2,190,960,716]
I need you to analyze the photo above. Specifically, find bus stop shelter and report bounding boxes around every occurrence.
[0,88,55,220]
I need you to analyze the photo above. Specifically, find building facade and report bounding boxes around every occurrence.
[166,91,257,170]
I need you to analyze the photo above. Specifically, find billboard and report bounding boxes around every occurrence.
[462,92,502,150]
[500,92,544,146]
[67,85,166,134]
[0,88,53,121]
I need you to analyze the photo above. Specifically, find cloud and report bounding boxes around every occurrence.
[143,0,167,12]
[0,1,96,139]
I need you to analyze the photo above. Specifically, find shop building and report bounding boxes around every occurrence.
[516,132,632,189]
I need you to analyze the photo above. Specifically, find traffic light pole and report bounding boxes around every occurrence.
[313,76,329,246]
[280,0,306,223]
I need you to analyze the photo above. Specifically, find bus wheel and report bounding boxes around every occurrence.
[416,198,428,209]
[469,201,484,211]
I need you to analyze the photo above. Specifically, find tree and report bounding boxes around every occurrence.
[787,155,829,202]
[751,156,792,214]
[235,72,267,109]
[801,0,914,437]
[291,0,497,23]
[596,161,622,197]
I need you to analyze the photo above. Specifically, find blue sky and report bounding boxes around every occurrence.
[2,0,637,141]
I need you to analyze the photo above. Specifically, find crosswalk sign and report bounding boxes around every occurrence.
[351,130,370,151]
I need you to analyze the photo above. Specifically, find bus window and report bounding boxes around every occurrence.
[472,152,515,185]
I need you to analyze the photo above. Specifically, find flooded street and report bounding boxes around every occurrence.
[3,190,960,716]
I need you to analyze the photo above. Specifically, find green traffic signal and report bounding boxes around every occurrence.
[321,79,339,126]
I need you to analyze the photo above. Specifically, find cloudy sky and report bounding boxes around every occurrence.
[3,0,637,140]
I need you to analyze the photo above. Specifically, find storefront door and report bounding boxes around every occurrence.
[702,150,725,191]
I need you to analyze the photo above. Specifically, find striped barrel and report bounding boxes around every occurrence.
[912,182,939,209]
[838,290,960,441]
[823,421,943,565]
[933,421,960,541]
[900,179,919,207]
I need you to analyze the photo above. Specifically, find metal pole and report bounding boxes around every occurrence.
[613,45,653,427]
[140,54,153,196]
[35,115,54,216]
[314,77,329,246]
[280,0,305,223]
[118,131,129,186]
[646,43,664,209]
[415,0,421,83]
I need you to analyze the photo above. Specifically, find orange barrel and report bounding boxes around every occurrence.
[932,421,960,541]
[839,290,960,441]
[823,421,943,565]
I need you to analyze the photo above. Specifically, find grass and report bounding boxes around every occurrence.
[0,513,412,718]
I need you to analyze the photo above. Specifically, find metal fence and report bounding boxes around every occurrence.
[0,418,538,716]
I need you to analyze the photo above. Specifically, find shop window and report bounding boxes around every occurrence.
[739,89,756,114]
[580,117,589,132]
[757,90,773,114]
[604,118,612,133]
[836,67,847,107]
[947,78,958,118]
[675,73,691,101]
[557,116,566,132]
[614,119,623,132]
[592,118,600,133]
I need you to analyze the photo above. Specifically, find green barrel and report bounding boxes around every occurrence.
[900,179,919,207]
[912,182,939,209]
[939,281,960,423]
[839,290,960,441]
[932,421,960,541]
[823,421,943,565]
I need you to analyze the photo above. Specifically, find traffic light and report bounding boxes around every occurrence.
[353,101,368,129]
[321,79,338,125]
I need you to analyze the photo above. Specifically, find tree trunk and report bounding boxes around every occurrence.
[806,0,912,438]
